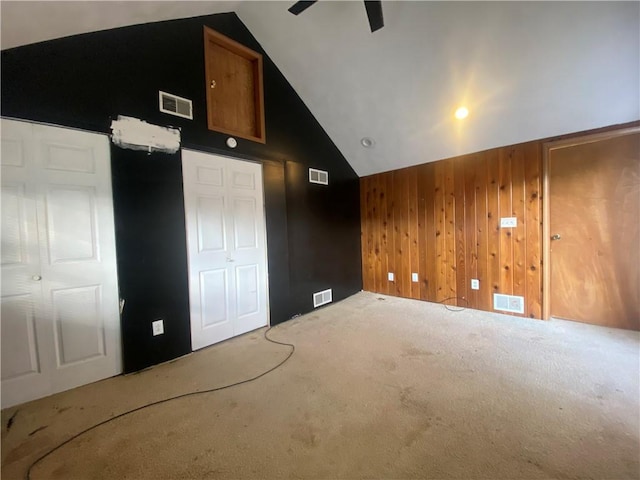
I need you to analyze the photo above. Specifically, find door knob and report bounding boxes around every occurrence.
[32,275,42,281]
[551,234,561,241]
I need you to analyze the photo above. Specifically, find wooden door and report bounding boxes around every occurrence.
[204,27,265,143]
[1,119,122,408]
[182,150,269,351]
[544,128,639,330]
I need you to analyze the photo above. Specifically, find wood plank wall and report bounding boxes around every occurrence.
[360,141,542,318]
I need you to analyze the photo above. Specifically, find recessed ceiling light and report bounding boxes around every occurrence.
[361,137,375,148]
[455,107,469,120]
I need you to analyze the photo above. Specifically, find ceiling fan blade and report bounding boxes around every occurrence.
[364,1,384,32]
[288,1,318,15]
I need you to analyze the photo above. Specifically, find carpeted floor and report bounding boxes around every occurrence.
[2,292,639,479]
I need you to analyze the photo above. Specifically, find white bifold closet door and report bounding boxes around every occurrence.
[182,150,269,351]
[1,119,122,408]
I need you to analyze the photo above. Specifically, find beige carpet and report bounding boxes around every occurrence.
[2,292,639,479]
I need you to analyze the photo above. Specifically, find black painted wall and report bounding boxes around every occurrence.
[2,13,362,373]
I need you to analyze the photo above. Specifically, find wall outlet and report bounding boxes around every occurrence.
[500,217,517,228]
[388,272,394,281]
[152,319,164,336]
[471,279,480,290]
[411,273,419,283]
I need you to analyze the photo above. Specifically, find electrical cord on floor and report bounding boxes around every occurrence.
[24,326,295,480]
[436,296,469,312]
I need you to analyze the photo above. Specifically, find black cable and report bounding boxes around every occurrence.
[25,326,295,480]
[376,295,468,312]
[435,296,468,312]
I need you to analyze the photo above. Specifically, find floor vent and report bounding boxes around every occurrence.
[493,294,525,314]
[159,91,193,119]
[313,288,332,308]
[309,168,329,185]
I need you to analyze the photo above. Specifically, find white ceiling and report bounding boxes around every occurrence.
[0,1,240,50]
[2,1,639,177]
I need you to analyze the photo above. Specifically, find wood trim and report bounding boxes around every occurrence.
[543,126,640,152]
[255,54,266,141]
[204,26,263,59]
[541,125,640,320]
[201,122,265,143]
[203,26,266,143]
[542,144,551,320]
[542,120,640,145]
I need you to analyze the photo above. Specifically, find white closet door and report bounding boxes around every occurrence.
[182,150,269,351]
[1,119,122,408]
[1,120,52,405]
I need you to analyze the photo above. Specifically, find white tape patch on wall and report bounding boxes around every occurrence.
[110,115,180,154]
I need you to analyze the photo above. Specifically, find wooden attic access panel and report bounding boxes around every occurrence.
[204,26,266,143]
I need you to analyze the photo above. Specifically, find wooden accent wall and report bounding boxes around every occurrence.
[361,141,542,318]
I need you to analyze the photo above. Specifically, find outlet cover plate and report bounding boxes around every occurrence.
[500,217,517,228]
[471,279,480,290]
[412,273,419,283]
[388,272,394,281]
[152,319,164,336]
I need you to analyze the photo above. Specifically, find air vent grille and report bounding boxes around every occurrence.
[313,288,332,308]
[309,168,329,185]
[493,294,525,314]
[159,91,193,120]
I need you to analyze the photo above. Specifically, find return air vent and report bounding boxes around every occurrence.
[159,91,193,120]
[309,168,329,185]
[313,288,332,308]
[493,294,525,314]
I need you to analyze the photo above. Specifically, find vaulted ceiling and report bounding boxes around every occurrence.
[2,1,638,176]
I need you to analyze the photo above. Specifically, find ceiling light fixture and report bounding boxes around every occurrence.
[361,137,375,148]
[455,107,469,120]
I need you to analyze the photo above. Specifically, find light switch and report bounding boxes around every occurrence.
[388,272,395,281]
[412,273,419,283]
